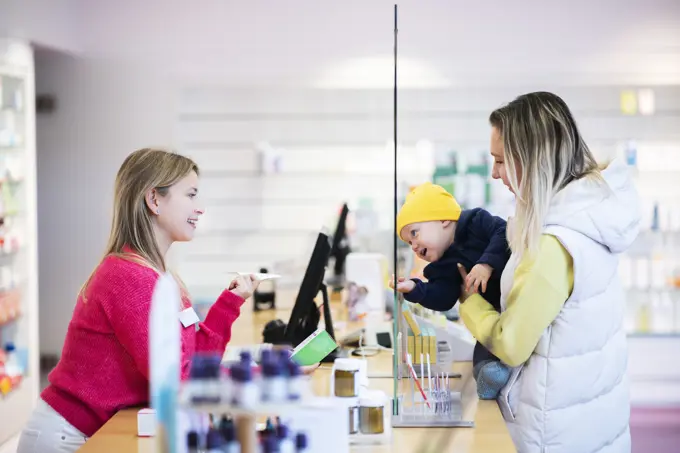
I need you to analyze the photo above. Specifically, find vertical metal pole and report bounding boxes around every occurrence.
[392,3,399,417]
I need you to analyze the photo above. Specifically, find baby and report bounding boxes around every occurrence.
[391,182,511,399]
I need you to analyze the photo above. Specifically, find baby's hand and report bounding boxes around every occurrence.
[389,275,416,293]
[465,264,493,294]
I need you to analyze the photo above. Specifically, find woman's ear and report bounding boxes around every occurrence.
[442,220,452,228]
[145,188,160,215]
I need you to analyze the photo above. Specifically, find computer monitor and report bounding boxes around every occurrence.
[284,231,332,345]
[261,231,347,362]
[330,203,351,281]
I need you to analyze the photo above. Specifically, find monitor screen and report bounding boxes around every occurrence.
[284,231,332,344]
[331,203,349,256]
[330,203,350,278]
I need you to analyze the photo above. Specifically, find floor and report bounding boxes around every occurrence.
[630,407,680,452]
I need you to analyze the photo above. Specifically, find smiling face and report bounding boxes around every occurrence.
[400,220,455,262]
[490,126,516,194]
[152,170,204,245]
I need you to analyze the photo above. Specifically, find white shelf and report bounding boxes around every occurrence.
[0,39,39,446]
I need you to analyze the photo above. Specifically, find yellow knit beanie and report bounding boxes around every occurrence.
[396,182,462,239]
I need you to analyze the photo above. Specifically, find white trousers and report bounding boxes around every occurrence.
[16,398,88,453]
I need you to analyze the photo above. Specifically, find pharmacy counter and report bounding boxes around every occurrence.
[77,295,516,453]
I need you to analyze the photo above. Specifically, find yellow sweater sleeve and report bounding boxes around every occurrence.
[459,234,574,367]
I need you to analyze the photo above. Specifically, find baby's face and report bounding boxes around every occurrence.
[400,221,453,262]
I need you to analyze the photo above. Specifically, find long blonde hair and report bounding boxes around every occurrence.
[81,148,199,300]
[489,92,600,257]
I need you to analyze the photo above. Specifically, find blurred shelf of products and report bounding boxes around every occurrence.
[390,140,680,342]
[619,141,680,338]
[0,39,40,445]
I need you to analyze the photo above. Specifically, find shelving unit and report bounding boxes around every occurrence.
[0,39,39,445]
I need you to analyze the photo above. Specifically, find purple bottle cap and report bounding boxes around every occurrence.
[287,361,301,377]
[204,354,222,378]
[206,428,224,449]
[277,348,292,361]
[262,360,282,378]
[264,435,280,453]
[276,424,289,439]
[186,430,199,448]
[261,348,273,362]
[296,432,308,450]
[240,350,252,363]
[230,363,253,383]
[190,353,222,379]
[189,356,207,379]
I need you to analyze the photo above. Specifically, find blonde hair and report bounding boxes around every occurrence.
[80,148,199,301]
[489,92,600,257]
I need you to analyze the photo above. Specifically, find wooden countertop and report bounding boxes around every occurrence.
[77,292,516,453]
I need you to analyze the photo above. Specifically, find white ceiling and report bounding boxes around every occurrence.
[5,0,680,86]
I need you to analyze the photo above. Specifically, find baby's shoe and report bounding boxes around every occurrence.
[473,359,492,381]
[476,361,511,400]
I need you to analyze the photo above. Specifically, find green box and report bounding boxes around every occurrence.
[290,328,338,366]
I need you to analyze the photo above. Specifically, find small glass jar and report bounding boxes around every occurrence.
[333,358,361,397]
[349,406,360,434]
[359,395,385,435]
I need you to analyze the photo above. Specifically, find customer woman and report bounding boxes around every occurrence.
[458,92,639,453]
[17,148,259,453]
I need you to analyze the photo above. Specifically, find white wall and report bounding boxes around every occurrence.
[75,0,680,87]
[32,48,680,355]
[0,0,82,53]
[35,51,175,355]
[27,0,680,356]
[172,85,680,301]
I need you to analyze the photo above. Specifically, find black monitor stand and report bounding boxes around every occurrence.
[265,282,348,363]
[318,282,348,363]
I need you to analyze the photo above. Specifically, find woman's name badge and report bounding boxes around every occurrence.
[178,307,200,328]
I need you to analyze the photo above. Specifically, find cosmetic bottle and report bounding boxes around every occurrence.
[218,415,231,438]
[205,428,224,453]
[263,435,280,453]
[286,361,303,401]
[189,354,222,404]
[262,359,286,403]
[332,358,360,397]
[186,430,200,453]
[295,433,308,453]
[276,424,295,453]
[222,419,240,453]
[230,363,259,409]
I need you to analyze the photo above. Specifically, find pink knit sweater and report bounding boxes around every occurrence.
[41,254,243,437]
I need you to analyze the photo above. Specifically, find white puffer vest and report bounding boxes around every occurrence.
[498,160,640,453]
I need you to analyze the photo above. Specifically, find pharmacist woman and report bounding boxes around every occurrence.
[457,92,639,453]
[17,148,259,453]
